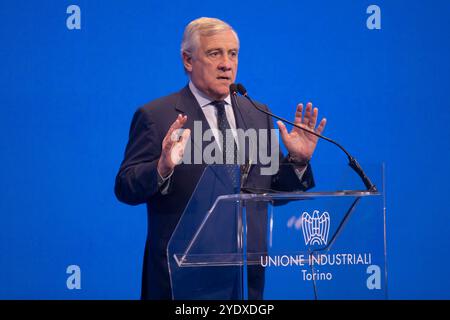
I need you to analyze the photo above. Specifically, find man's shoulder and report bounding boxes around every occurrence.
[138,87,187,115]
[235,95,270,120]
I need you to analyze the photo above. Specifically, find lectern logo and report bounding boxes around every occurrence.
[301,210,330,246]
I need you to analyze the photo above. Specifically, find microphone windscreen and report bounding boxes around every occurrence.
[236,83,247,95]
[229,83,238,94]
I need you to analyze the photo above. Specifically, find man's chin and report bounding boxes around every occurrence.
[211,85,232,99]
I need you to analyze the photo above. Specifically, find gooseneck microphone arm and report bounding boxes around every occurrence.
[231,83,377,192]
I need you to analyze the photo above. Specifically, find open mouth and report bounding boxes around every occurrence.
[217,76,231,81]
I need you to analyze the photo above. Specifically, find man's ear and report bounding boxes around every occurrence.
[182,52,193,73]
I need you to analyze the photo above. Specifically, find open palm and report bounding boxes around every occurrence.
[277,102,327,164]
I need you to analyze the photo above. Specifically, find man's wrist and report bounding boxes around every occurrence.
[157,158,173,179]
[287,153,310,167]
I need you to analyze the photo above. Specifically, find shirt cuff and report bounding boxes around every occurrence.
[294,165,308,181]
[157,169,174,195]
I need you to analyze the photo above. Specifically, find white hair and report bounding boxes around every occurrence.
[181,17,240,59]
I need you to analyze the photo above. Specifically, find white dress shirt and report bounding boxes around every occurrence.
[188,81,238,151]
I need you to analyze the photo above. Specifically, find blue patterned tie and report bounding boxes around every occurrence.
[212,100,236,164]
[212,100,239,188]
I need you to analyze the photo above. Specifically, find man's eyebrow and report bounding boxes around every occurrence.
[205,47,238,53]
[205,48,222,53]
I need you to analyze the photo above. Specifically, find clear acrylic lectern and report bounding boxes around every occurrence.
[167,164,386,300]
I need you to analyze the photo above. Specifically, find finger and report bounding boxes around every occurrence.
[277,121,289,142]
[162,135,175,153]
[311,107,318,128]
[163,117,181,151]
[304,102,313,126]
[166,114,187,142]
[179,128,191,143]
[179,114,188,126]
[294,103,303,125]
[170,114,188,131]
[315,118,327,135]
[166,114,181,137]
[170,142,183,165]
[170,127,191,165]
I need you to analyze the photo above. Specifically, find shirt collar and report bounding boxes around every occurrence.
[189,81,231,108]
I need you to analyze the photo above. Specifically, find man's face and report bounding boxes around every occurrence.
[184,29,239,100]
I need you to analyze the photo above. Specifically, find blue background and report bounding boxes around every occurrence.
[1,0,449,299]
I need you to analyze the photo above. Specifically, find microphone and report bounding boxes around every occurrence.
[235,83,377,192]
[240,159,253,190]
[229,83,239,107]
[230,84,253,190]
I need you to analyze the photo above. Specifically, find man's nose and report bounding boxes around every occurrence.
[218,55,232,71]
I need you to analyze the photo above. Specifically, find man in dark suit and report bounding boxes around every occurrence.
[114,17,326,300]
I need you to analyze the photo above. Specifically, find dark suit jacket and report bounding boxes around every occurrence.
[115,85,314,299]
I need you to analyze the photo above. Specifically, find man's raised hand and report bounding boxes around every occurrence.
[157,114,190,178]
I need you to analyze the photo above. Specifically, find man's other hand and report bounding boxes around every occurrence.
[277,102,326,167]
[157,114,189,178]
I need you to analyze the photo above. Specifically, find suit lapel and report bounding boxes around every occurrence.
[174,86,218,163]
[232,95,256,131]
[174,85,211,131]
[231,95,259,164]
